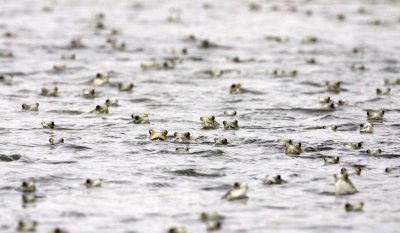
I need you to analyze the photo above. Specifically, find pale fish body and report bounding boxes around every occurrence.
[61,54,76,60]
[93,73,109,86]
[264,175,286,185]
[345,202,364,212]
[343,142,363,150]
[223,110,237,116]
[49,138,64,145]
[334,173,357,195]
[85,178,102,188]
[0,74,13,84]
[321,102,335,110]
[82,88,95,98]
[95,105,109,114]
[22,103,39,111]
[367,110,384,121]
[323,124,337,131]
[351,63,365,71]
[223,120,238,130]
[341,167,362,176]
[200,116,219,129]
[200,211,225,222]
[53,64,67,72]
[131,113,150,124]
[229,83,242,94]
[105,99,118,107]
[173,132,190,144]
[118,82,134,91]
[41,86,58,97]
[209,69,224,77]
[318,96,331,104]
[324,156,339,164]
[207,221,222,231]
[376,87,391,95]
[22,192,36,203]
[21,179,36,192]
[149,129,168,141]
[367,148,382,156]
[285,142,301,156]
[277,138,292,146]
[168,226,187,233]
[360,122,373,133]
[213,138,228,145]
[222,182,248,201]
[325,81,341,92]
[53,227,69,233]
[17,220,38,232]
[41,121,55,129]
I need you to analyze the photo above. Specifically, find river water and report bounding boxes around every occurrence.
[1,0,400,232]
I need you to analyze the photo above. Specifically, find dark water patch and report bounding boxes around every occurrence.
[185,56,204,61]
[371,154,400,159]
[356,97,384,103]
[64,144,92,150]
[242,138,269,144]
[43,160,78,164]
[260,205,291,210]
[156,149,174,154]
[335,123,359,131]
[255,107,336,114]
[0,71,27,76]
[45,67,83,75]
[170,168,224,178]
[0,1,399,231]
[0,154,21,161]
[48,110,85,115]
[223,99,243,103]
[61,211,86,218]
[381,66,399,73]
[304,126,325,130]
[299,225,353,231]
[173,80,197,85]
[0,185,16,191]
[299,81,323,87]
[147,182,174,188]
[239,125,270,130]
[318,114,347,120]
[120,218,140,223]
[190,149,226,157]
[304,145,335,152]
[201,184,231,191]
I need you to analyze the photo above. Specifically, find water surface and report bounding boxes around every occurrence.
[1,0,400,232]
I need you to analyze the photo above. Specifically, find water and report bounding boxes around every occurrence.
[1,0,400,232]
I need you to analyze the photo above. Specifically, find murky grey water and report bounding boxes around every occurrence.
[1,0,400,232]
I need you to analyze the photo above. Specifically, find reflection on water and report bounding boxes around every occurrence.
[0,0,400,232]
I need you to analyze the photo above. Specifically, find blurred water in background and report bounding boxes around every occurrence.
[0,0,400,232]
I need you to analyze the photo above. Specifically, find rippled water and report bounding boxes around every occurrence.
[1,0,400,232]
